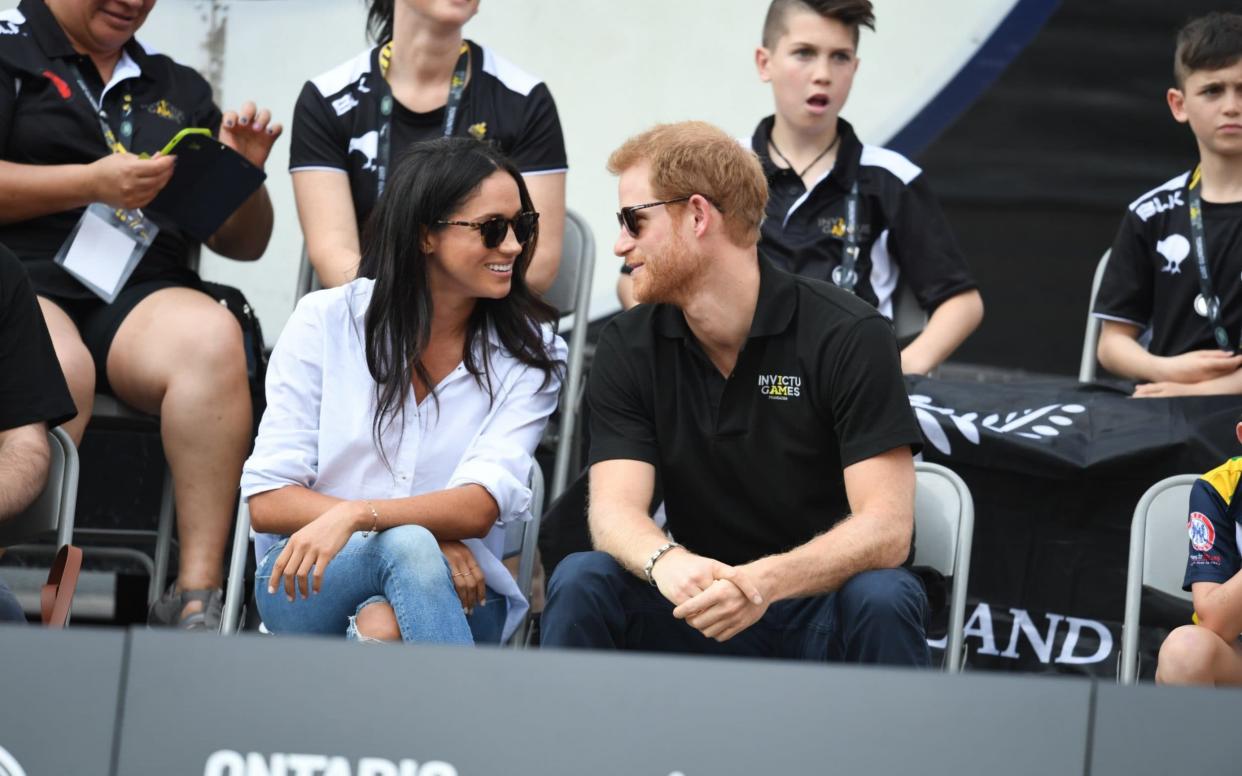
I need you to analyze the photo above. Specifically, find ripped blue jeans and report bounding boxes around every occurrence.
[255,524,506,645]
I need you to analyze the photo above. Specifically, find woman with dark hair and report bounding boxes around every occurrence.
[290,0,567,294]
[241,137,564,644]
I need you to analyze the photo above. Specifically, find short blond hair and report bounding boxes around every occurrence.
[608,121,768,248]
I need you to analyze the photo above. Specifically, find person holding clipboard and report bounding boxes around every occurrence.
[0,0,282,629]
[290,0,568,293]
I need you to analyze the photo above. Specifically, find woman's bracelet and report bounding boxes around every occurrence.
[362,500,380,538]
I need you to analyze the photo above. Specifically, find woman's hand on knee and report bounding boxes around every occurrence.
[268,501,366,601]
[439,540,485,614]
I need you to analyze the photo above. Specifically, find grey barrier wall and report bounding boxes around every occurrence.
[115,630,1092,776]
[0,626,1238,775]
[1090,681,1242,776]
[0,625,126,776]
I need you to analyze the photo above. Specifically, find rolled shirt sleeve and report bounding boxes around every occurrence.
[240,292,325,501]
[446,326,566,524]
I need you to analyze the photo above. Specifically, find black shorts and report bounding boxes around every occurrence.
[37,273,205,394]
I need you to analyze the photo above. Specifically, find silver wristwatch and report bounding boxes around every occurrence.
[643,541,682,586]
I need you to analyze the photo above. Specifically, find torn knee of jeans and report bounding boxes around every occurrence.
[349,598,401,642]
[346,615,389,644]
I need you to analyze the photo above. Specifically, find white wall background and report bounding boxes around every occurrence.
[3,0,1016,343]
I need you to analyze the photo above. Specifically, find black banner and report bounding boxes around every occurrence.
[909,376,1237,677]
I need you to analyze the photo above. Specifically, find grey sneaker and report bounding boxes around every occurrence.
[148,585,224,632]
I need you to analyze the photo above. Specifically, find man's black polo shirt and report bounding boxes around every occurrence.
[588,257,922,566]
[0,0,221,299]
[751,116,976,319]
[0,243,76,431]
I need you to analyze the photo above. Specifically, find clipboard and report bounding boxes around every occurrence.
[146,128,267,242]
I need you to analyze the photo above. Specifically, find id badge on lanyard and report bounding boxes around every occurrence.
[374,41,470,197]
[53,63,159,302]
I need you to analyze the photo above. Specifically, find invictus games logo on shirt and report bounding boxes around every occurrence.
[146,99,185,123]
[468,122,487,141]
[818,216,846,238]
[1189,512,1215,552]
[758,373,801,400]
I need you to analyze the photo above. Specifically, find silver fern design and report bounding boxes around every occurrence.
[909,395,1086,455]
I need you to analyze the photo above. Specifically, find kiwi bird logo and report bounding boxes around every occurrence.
[1156,234,1190,274]
[348,131,379,171]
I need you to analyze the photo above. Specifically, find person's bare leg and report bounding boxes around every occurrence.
[354,601,401,641]
[1156,624,1242,686]
[106,287,251,604]
[36,298,95,443]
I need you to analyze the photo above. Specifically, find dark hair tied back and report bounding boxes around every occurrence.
[367,0,394,44]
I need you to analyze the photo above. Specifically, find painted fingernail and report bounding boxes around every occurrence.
[239,116,249,125]
[224,120,235,128]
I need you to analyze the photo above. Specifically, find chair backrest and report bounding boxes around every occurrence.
[1139,478,1198,602]
[892,281,928,343]
[543,210,590,315]
[548,209,596,500]
[295,243,322,300]
[1078,249,1111,383]
[1119,473,1199,683]
[913,461,975,673]
[0,427,77,548]
[502,464,545,646]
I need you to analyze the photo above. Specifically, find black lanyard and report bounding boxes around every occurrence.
[1186,166,1237,352]
[65,61,133,154]
[831,182,861,293]
[374,41,470,197]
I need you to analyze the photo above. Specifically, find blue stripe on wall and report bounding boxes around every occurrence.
[887,0,1061,157]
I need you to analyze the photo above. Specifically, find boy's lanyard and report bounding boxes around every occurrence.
[1186,165,1237,352]
[831,183,861,293]
[374,40,470,197]
[65,61,133,154]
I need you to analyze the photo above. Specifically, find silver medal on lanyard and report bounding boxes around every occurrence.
[1186,165,1237,352]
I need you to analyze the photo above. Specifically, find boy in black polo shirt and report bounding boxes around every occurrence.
[1094,12,1242,397]
[542,121,928,666]
[616,0,983,376]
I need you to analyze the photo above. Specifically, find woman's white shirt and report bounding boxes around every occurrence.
[241,278,566,641]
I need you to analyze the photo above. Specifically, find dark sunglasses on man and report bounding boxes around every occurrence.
[616,195,724,238]
[437,211,539,249]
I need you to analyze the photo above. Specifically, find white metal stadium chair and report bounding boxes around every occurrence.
[543,209,596,501]
[1078,249,1111,383]
[1119,474,1199,685]
[913,461,975,673]
[0,427,83,627]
